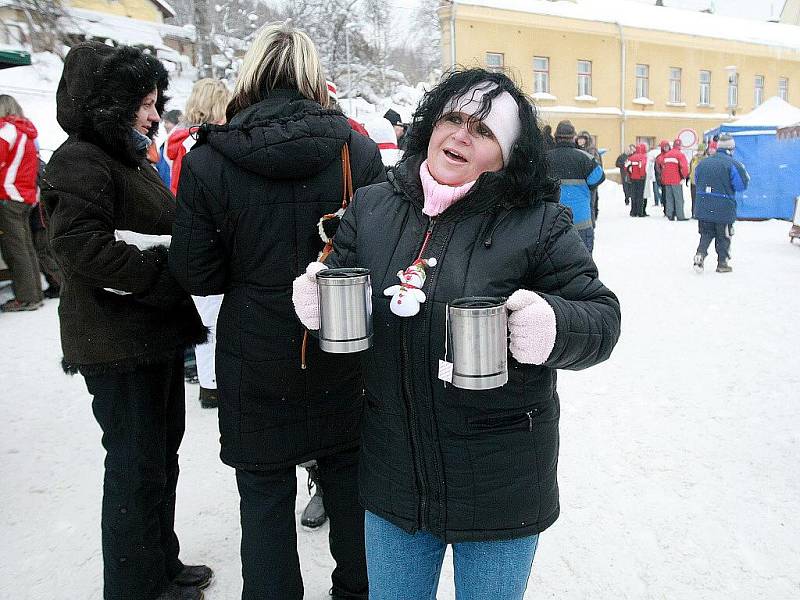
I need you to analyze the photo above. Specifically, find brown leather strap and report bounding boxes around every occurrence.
[341,142,353,209]
[302,143,353,369]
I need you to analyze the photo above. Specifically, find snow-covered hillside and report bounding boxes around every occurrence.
[2,180,799,599]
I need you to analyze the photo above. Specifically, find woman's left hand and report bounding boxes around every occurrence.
[507,289,557,365]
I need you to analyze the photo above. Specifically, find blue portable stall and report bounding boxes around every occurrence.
[705,97,800,220]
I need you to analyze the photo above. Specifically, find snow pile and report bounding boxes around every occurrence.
[732,96,800,128]
[2,180,799,599]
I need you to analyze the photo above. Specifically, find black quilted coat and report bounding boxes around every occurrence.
[325,156,621,542]
[169,90,386,469]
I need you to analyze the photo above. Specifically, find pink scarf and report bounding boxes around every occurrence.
[419,160,476,217]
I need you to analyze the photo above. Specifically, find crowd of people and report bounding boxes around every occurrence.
[612,134,749,271]
[1,17,756,600]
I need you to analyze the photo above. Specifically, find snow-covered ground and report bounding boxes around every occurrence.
[2,180,799,599]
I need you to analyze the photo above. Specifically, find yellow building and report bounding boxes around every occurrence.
[439,0,800,155]
[0,0,194,69]
[66,0,174,23]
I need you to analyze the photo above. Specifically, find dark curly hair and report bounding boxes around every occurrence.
[402,68,558,206]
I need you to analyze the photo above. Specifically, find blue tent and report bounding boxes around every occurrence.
[705,97,800,220]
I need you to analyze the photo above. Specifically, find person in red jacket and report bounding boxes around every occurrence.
[657,138,689,221]
[166,78,230,196]
[327,80,371,137]
[0,94,43,311]
[625,143,648,217]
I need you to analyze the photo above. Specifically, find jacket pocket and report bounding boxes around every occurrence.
[466,406,541,433]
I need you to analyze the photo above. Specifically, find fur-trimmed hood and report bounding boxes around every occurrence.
[56,42,169,166]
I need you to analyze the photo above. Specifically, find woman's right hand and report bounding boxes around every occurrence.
[292,261,328,330]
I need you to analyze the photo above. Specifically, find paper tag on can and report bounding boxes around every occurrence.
[438,360,453,383]
[705,186,712,193]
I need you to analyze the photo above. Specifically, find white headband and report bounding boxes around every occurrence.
[442,84,522,165]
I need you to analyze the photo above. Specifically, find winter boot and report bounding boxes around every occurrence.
[155,582,203,600]
[173,565,214,590]
[199,387,218,409]
[301,463,327,529]
[716,261,732,273]
[43,285,61,299]
[0,298,43,312]
[184,347,198,384]
[693,253,704,273]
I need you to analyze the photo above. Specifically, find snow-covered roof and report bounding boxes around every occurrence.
[731,96,800,128]
[61,8,195,50]
[454,0,800,52]
[152,0,177,19]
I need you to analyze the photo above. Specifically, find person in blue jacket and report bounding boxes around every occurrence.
[692,133,749,273]
[546,120,605,253]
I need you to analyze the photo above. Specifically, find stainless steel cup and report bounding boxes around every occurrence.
[317,268,373,353]
[448,296,508,390]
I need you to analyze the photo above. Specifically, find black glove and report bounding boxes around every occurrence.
[132,245,188,310]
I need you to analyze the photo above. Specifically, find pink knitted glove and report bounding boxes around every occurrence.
[292,262,328,330]
[507,289,557,365]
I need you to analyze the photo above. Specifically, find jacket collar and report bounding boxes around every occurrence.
[390,154,510,223]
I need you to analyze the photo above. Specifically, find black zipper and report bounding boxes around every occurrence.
[400,216,437,530]
[418,218,446,531]
[468,407,540,433]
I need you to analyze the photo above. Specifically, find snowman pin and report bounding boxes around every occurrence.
[383,257,438,317]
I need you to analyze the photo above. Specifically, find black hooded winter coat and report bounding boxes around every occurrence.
[325,155,621,542]
[169,90,386,469]
[41,42,205,375]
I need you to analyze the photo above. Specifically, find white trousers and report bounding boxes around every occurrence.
[191,294,223,389]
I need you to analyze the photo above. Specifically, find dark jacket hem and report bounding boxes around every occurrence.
[220,439,360,472]
[61,344,195,377]
[360,497,559,543]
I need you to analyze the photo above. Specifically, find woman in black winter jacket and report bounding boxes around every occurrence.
[168,24,386,600]
[41,43,210,600]
[293,69,621,599]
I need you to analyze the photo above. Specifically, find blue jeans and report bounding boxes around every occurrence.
[577,226,595,255]
[365,511,539,600]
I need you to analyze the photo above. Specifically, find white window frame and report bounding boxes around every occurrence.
[669,67,682,103]
[533,56,550,94]
[635,64,649,98]
[699,70,712,105]
[636,136,656,151]
[486,52,504,73]
[577,60,592,97]
[754,75,764,106]
[727,72,739,108]
[779,77,789,101]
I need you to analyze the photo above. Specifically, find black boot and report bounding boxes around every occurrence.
[716,260,732,273]
[301,463,327,529]
[43,285,61,299]
[199,387,218,409]
[156,583,204,600]
[174,565,214,590]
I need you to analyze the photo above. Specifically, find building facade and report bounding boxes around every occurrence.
[439,0,800,155]
[0,0,194,71]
